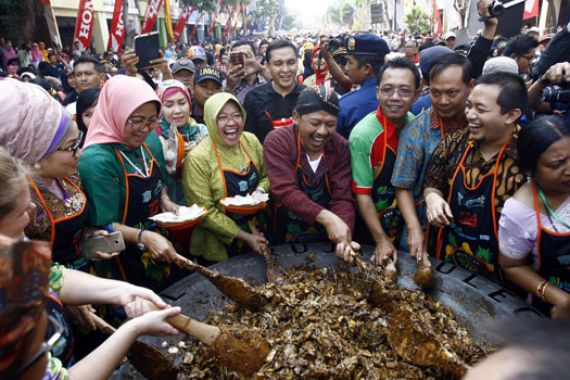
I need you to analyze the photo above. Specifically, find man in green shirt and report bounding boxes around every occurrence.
[349,58,421,265]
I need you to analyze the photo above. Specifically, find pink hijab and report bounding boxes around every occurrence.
[83,75,161,149]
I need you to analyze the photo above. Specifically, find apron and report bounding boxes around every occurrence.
[372,110,404,241]
[29,178,90,272]
[434,137,512,283]
[94,144,173,292]
[531,182,570,312]
[214,141,263,254]
[274,132,331,244]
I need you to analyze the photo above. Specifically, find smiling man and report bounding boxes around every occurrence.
[264,86,356,261]
[244,39,305,143]
[423,72,527,282]
[349,58,421,265]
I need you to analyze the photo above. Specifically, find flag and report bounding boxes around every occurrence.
[74,0,95,51]
[165,0,174,40]
[174,6,194,43]
[431,0,442,36]
[107,0,126,53]
[208,0,223,38]
[523,0,539,19]
[141,0,164,34]
[191,11,204,41]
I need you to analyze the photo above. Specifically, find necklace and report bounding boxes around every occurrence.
[537,186,570,230]
[119,146,150,177]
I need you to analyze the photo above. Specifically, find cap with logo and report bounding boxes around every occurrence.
[194,66,223,86]
[171,58,196,74]
[345,33,390,57]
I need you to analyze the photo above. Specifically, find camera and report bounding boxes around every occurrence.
[540,84,570,104]
[488,1,505,17]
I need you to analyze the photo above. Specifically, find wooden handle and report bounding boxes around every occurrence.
[174,253,213,278]
[145,302,221,346]
[89,311,116,336]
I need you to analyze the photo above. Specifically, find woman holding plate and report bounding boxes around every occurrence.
[183,93,269,264]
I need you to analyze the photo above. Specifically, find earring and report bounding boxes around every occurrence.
[34,162,41,170]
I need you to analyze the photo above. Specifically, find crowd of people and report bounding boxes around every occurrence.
[1,0,570,378]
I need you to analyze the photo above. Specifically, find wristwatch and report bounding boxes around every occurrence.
[137,228,146,251]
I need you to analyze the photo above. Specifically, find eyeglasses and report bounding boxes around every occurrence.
[521,54,534,61]
[216,113,243,126]
[9,315,63,378]
[127,116,160,130]
[378,87,414,99]
[57,130,84,157]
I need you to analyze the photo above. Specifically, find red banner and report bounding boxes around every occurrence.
[174,6,194,43]
[141,0,164,33]
[207,0,223,38]
[523,0,539,19]
[190,11,204,41]
[73,0,95,51]
[107,0,126,53]
[431,0,442,36]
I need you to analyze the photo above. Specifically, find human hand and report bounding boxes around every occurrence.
[183,140,198,155]
[117,284,169,318]
[244,232,269,254]
[426,192,453,227]
[128,306,181,336]
[335,241,361,265]
[226,61,245,91]
[407,226,426,261]
[477,0,497,22]
[149,51,172,79]
[541,62,570,85]
[370,239,398,266]
[121,49,139,76]
[65,304,97,330]
[141,230,178,263]
[551,295,570,320]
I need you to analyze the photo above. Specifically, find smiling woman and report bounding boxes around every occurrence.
[183,93,270,264]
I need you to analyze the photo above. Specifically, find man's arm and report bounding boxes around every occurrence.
[467,0,498,79]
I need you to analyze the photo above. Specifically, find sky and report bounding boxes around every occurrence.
[285,0,337,30]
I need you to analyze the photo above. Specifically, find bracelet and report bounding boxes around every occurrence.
[536,280,550,301]
[138,226,146,244]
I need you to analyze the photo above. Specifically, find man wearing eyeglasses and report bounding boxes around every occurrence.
[502,34,538,75]
[349,58,421,265]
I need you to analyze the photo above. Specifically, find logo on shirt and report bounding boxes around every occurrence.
[142,190,152,203]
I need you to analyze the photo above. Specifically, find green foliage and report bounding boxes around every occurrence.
[403,6,430,34]
[0,0,26,41]
[326,5,341,25]
[341,3,354,26]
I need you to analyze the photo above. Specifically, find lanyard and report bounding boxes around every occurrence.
[119,146,150,177]
[537,186,570,230]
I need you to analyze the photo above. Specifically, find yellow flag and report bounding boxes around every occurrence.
[165,0,174,40]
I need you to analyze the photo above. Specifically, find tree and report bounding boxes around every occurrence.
[325,5,341,25]
[340,3,354,26]
[403,6,430,34]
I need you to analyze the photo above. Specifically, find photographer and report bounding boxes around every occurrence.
[528,61,570,120]
[224,40,270,103]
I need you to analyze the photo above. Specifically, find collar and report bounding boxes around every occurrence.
[469,124,520,160]
[429,108,468,133]
[361,76,378,88]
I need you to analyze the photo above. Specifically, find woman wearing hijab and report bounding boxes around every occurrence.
[156,79,208,205]
[0,150,180,380]
[78,75,185,292]
[183,93,269,264]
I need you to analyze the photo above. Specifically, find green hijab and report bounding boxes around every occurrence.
[203,92,247,149]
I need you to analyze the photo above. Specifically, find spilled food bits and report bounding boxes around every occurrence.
[179,266,492,379]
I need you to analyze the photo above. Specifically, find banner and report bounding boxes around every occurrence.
[190,11,204,41]
[174,6,194,43]
[73,0,95,51]
[141,0,164,33]
[208,0,223,38]
[523,0,539,19]
[431,0,442,36]
[223,4,238,37]
[107,0,126,53]
[165,0,174,40]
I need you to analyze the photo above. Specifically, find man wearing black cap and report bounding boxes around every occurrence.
[337,33,390,139]
[172,58,196,96]
[264,85,357,263]
[192,66,223,124]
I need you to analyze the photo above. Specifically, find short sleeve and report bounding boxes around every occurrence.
[349,128,376,194]
[44,353,69,380]
[498,198,536,260]
[49,265,67,294]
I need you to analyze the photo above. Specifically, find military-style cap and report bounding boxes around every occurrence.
[345,33,390,57]
[171,58,196,74]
